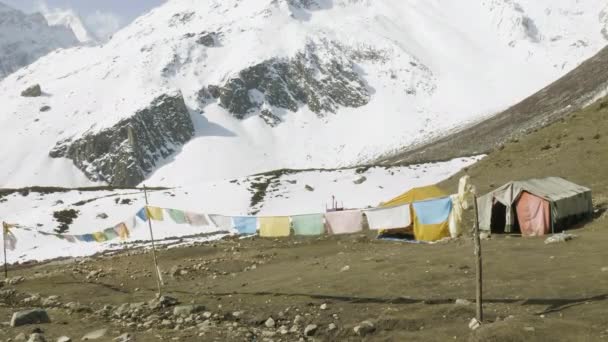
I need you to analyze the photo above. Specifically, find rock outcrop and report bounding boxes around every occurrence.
[49,93,194,186]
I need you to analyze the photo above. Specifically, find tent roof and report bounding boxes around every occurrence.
[381,185,447,207]
[483,177,590,203]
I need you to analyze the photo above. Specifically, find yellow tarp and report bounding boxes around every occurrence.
[259,216,291,237]
[378,185,448,241]
[146,206,164,221]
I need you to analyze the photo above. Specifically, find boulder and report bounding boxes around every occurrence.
[304,324,318,336]
[11,309,51,327]
[57,337,71,342]
[353,320,375,336]
[173,304,205,317]
[27,333,46,342]
[21,84,42,97]
[353,176,367,184]
[112,333,133,342]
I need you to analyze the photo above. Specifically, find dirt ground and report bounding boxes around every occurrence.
[0,213,607,342]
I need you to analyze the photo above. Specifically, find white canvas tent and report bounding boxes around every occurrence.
[478,177,592,235]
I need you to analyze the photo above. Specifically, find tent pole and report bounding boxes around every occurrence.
[143,185,163,297]
[473,195,483,322]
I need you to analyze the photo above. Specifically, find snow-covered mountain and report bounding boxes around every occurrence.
[0,0,606,188]
[0,2,79,80]
[42,7,97,43]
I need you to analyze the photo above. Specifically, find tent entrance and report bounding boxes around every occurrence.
[490,201,506,233]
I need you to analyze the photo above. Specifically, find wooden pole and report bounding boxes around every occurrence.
[143,185,163,297]
[472,194,483,322]
[2,222,8,279]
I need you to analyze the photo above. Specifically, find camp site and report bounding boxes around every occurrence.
[0,0,607,341]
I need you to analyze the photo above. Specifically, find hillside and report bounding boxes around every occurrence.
[0,2,79,79]
[439,95,608,208]
[0,0,606,187]
[379,44,608,165]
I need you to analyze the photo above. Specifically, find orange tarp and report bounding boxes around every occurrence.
[516,192,551,236]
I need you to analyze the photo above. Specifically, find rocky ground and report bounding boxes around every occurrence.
[0,214,607,342]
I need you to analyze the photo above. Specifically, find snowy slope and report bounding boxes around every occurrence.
[0,0,606,187]
[0,2,79,80]
[0,156,480,263]
[42,7,97,43]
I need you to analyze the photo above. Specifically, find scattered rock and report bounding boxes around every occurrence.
[468,318,481,331]
[305,185,314,192]
[40,106,51,112]
[340,265,350,272]
[455,299,471,306]
[304,324,318,336]
[601,267,608,272]
[523,326,535,332]
[353,176,367,185]
[293,315,304,325]
[173,304,205,317]
[81,329,107,340]
[7,276,25,285]
[57,337,71,342]
[21,84,42,97]
[11,309,51,327]
[320,303,328,310]
[27,333,46,342]
[544,233,577,244]
[328,323,337,331]
[353,320,375,336]
[112,333,133,342]
[265,317,276,328]
[96,213,108,219]
[15,333,27,341]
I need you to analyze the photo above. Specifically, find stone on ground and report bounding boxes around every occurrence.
[81,329,107,340]
[11,309,51,327]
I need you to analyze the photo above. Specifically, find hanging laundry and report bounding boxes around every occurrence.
[209,215,233,231]
[165,209,187,224]
[136,207,148,221]
[325,210,363,235]
[259,216,291,237]
[232,217,257,235]
[364,204,411,230]
[412,197,452,242]
[291,214,325,236]
[103,228,119,241]
[185,212,209,226]
[114,223,130,240]
[92,232,108,242]
[146,206,164,221]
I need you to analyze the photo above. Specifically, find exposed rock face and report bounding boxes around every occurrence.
[21,84,42,97]
[49,93,194,186]
[205,40,371,121]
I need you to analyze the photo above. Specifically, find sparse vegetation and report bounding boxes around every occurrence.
[52,209,80,234]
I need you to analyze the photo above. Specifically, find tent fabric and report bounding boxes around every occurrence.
[364,204,411,230]
[377,185,448,237]
[414,221,450,242]
[478,177,593,233]
[291,214,325,236]
[516,192,551,237]
[259,217,291,237]
[232,217,257,235]
[412,197,452,225]
[325,210,363,235]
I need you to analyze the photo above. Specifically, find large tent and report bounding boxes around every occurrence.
[477,177,592,236]
[378,185,450,241]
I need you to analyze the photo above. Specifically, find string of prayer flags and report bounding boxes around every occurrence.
[232,217,257,235]
[185,212,209,226]
[146,206,164,221]
[136,208,148,222]
[325,210,363,235]
[364,204,412,230]
[2,222,17,251]
[259,216,291,237]
[166,209,188,224]
[114,223,130,240]
[291,214,325,236]
[209,215,233,231]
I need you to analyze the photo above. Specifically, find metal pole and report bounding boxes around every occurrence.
[2,222,8,279]
[472,195,483,322]
[143,185,163,296]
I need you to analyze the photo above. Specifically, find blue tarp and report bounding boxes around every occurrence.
[412,197,452,225]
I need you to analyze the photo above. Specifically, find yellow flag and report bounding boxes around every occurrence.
[92,232,108,242]
[146,206,164,221]
[259,217,291,237]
